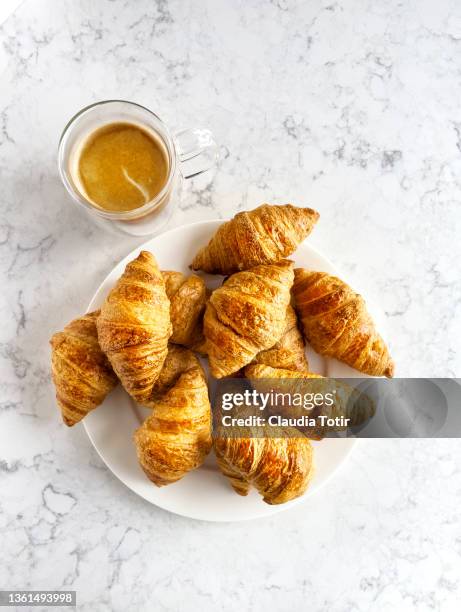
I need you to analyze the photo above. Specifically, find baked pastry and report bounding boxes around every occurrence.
[50,311,118,426]
[149,344,199,400]
[214,431,314,505]
[245,364,375,438]
[134,353,212,486]
[162,271,208,349]
[191,203,319,274]
[97,251,172,403]
[204,261,294,377]
[293,269,394,377]
[246,305,308,373]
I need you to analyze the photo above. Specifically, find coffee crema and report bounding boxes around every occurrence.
[77,122,169,212]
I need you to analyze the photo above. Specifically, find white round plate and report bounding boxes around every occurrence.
[84,220,357,522]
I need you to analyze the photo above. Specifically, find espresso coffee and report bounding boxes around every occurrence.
[77,122,169,212]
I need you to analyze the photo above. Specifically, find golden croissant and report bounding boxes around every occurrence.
[246,305,308,373]
[191,203,319,275]
[50,311,118,426]
[150,344,200,400]
[214,431,314,505]
[97,251,172,403]
[162,270,208,351]
[245,363,375,438]
[293,269,394,377]
[204,261,294,377]
[134,353,212,486]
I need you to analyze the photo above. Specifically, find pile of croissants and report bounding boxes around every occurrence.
[50,203,394,505]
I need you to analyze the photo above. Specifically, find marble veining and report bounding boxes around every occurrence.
[1,0,461,610]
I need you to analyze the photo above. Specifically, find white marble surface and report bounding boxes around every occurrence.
[1,0,461,610]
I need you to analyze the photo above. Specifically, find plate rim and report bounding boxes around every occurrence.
[83,219,357,522]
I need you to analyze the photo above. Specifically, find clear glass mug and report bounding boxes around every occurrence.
[58,100,218,236]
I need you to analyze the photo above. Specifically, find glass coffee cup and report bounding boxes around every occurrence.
[58,100,218,236]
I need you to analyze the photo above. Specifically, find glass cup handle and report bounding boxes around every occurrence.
[174,128,218,179]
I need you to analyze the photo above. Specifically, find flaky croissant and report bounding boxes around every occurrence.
[246,305,308,373]
[293,269,394,377]
[97,251,172,403]
[214,432,314,505]
[150,344,199,400]
[204,261,294,377]
[162,270,208,351]
[245,363,375,438]
[191,203,319,275]
[134,353,212,486]
[50,311,118,426]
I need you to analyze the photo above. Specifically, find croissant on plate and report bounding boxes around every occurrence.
[97,251,172,403]
[149,344,199,401]
[214,428,314,505]
[204,260,294,377]
[245,363,375,438]
[134,352,212,486]
[162,271,208,351]
[246,305,308,373]
[293,269,394,377]
[191,203,319,275]
[50,311,118,426]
